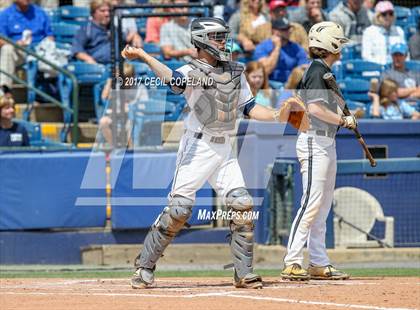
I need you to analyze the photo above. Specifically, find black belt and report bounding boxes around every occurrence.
[307,130,335,138]
[193,132,226,144]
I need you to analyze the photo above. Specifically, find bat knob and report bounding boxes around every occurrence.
[323,72,333,80]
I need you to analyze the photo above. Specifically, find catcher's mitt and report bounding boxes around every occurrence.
[276,95,310,131]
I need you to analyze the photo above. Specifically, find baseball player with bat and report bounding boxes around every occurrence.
[121,17,303,289]
[281,21,361,281]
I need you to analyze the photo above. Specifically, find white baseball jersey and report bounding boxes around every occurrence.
[168,59,256,202]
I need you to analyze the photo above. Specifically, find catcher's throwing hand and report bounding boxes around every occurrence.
[340,115,358,129]
[121,45,147,61]
[277,96,310,131]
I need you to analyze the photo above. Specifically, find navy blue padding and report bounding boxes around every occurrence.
[110,151,213,229]
[0,151,107,230]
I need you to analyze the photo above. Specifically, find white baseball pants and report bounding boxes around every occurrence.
[284,132,337,267]
[170,130,246,203]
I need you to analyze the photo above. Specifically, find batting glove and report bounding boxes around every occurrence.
[340,115,357,129]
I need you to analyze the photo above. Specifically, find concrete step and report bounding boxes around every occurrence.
[40,122,99,143]
[71,122,99,143]
[80,243,420,266]
[14,103,63,123]
[32,104,63,123]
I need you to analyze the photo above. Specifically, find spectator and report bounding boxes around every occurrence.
[369,79,420,120]
[253,17,308,83]
[71,0,113,64]
[409,20,420,60]
[382,43,420,100]
[288,0,328,33]
[269,0,308,51]
[0,0,53,88]
[245,61,273,107]
[99,62,148,147]
[329,0,371,43]
[363,0,375,22]
[228,0,271,52]
[362,1,405,65]
[0,95,30,147]
[160,0,196,61]
[145,0,171,44]
[111,0,142,48]
[223,0,240,23]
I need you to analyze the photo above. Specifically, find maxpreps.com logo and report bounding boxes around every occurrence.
[197,209,260,221]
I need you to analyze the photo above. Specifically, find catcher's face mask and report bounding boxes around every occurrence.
[206,31,233,60]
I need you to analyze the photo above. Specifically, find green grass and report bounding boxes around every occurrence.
[1,268,419,279]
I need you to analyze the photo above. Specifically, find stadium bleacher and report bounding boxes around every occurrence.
[0,2,418,147]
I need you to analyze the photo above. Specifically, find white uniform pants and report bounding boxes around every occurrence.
[0,44,25,87]
[284,132,337,267]
[170,130,246,203]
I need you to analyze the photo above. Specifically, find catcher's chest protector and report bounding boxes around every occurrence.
[188,59,243,131]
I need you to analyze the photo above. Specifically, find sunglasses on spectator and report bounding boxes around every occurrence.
[380,11,394,17]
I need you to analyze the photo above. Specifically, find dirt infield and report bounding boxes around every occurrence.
[1,277,419,310]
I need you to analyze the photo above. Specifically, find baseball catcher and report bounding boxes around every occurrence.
[121,17,301,289]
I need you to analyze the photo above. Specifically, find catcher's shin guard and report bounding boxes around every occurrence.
[226,188,260,286]
[136,195,193,270]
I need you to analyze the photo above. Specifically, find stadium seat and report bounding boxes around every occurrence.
[65,62,109,84]
[13,119,72,147]
[46,8,60,23]
[128,61,151,77]
[128,99,180,146]
[51,22,81,44]
[403,23,417,41]
[13,119,42,142]
[57,5,89,25]
[58,62,109,141]
[269,80,284,90]
[135,18,147,37]
[143,43,161,54]
[394,5,412,27]
[338,78,371,104]
[405,60,420,72]
[164,60,187,71]
[341,43,361,61]
[412,6,420,23]
[342,59,384,81]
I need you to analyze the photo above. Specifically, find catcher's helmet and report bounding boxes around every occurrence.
[191,17,231,61]
[308,22,349,54]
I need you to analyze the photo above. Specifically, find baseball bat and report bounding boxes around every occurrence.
[323,73,377,167]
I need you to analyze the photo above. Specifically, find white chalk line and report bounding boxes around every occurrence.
[0,290,417,310]
[226,294,418,310]
[0,280,380,291]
